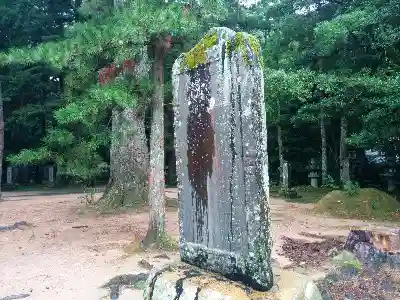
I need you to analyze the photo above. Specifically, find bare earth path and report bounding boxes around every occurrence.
[0,189,397,300]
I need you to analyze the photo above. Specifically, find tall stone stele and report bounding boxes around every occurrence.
[172,27,273,291]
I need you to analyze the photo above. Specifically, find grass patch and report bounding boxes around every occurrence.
[315,188,400,221]
[270,185,333,203]
[156,233,179,251]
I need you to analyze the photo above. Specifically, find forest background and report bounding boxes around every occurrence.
[0,0,399,202]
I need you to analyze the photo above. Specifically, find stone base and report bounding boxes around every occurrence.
[143,262,322,300]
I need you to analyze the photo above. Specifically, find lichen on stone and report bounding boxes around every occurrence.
[226,32,263,67]
[179,27,263,73]
[181,29,218,72]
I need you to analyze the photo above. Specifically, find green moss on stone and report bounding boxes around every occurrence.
[226,32,263,67]
[181,30,218,71]
[180,29,263,72]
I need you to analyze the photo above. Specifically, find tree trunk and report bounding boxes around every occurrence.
[0,83,4,200]
[99,0,150,208]
[100,107,149,208]
[277,124,284,187]
[142,43,166,247]
[320,110,327,185]
[340,116,350,184]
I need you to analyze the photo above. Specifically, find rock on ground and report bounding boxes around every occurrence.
[143,262,322,300]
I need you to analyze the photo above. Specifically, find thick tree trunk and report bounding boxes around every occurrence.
[277,124,284,187]
[100,107,149,208]
[340,116,350,184]
[320,110,327,185]
[97,0,149,209]
[0,83,4,200]
[143,44,166,247]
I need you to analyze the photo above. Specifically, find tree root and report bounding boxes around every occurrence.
[96,183,147,212]
[141,229,178,251]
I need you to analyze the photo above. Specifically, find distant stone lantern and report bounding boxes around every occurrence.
[307,158,320,188]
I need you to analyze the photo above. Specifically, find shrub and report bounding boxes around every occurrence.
[279,187,300,199]
[343,181,360,196]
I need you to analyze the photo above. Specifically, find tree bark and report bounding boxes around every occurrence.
[340,116,350,184]
[320,109,327,185]
[277,124,284,187]
[0,83,4,200]
[100,107,149,208]
[143,42,166,247]
[99,0,150,208]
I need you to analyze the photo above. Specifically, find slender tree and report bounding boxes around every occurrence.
[142,36,172,247]
[320,109,327,184]
[340,116,350,184]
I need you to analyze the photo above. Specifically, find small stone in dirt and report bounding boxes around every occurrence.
[138,259,153,270]
[153,253,170,260]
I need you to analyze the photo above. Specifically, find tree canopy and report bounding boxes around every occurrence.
[1,0,400,189]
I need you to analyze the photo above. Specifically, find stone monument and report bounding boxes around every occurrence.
[308,158,319,188]
[173,27,272,291]
[48,165,55,184]
[6,166,12,185]
[143,27,323,300]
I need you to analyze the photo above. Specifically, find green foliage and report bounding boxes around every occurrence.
[322,175,339,189]
[264,68,315,124]
[343,181,361,196]
[181,29,218,71]
[8,148,52,165]
[0,0,77,50]
[0,0,211,183]
[278,187,300,199]
[332,250,362,271]
[2,0,400,198]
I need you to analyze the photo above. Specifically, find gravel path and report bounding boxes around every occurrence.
[0,189,397,299]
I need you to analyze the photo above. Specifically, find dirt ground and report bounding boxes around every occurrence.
[0,189,398,300]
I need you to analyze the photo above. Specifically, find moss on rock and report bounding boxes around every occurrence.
[180,27,263,72]
[181,29,218,72]
[226,32,263,67]
[315,188,400,221]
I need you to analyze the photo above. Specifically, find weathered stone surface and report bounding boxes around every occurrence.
[143,263,322,300]
[172,27,272,290]
[344,229,400,269]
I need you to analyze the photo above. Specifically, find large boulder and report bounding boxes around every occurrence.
[143,263,323,300]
